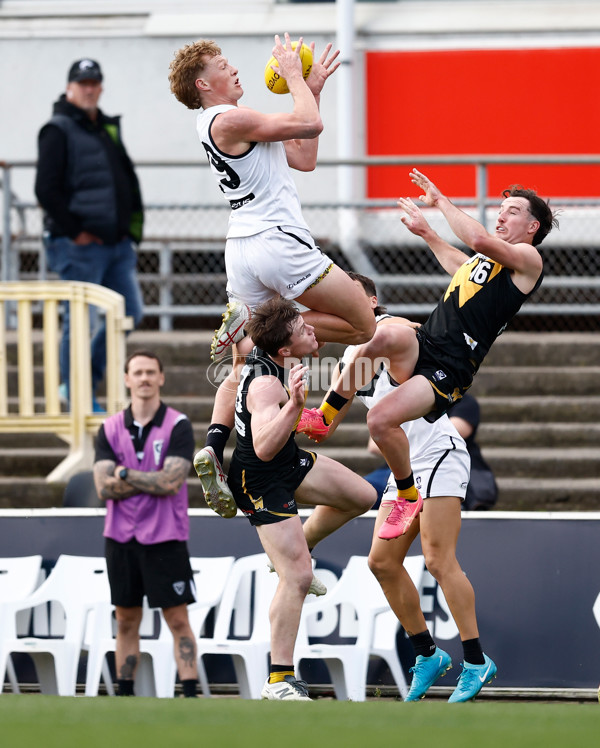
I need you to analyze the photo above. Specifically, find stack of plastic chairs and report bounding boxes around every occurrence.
[0,555,110,695]
[0,555,43,693]
[196,553,279,699]
[294,554,425,701]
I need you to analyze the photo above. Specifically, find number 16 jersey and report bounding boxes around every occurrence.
[196,104,310,239]
[422,252,543,373]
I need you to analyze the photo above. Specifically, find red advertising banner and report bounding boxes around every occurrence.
[366,47,600,198]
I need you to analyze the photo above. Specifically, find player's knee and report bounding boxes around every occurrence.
[368,551,394,582]
[422,549,453,582]
[115,608,142,637]
[352,314,377,344]
[366,407,390,442]
[165,612,192,638]
[290,563,313,596]
[279,556,313,595]
[357,482,377,513]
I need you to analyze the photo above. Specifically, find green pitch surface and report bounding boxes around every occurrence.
[1,695,598,748]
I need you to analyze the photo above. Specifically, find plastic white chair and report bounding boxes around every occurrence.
[294,554,425,701]
[0,555,44,694]
[0,555,110,695]
[84,555,236,698]
[369,554,425,700]
[196,553,279,700]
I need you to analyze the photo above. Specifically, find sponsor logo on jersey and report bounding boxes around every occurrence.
[229,193,255,209]
[287,273,311,290]
[463,333,478,350]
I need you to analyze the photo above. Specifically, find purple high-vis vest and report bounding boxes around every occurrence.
[103,407,189,545]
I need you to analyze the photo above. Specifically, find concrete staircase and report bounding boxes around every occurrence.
[1,331,598,512]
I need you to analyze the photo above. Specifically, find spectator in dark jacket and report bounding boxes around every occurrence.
[35,58,144,412]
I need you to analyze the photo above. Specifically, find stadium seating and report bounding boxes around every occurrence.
[196,553,278,699]
[369,554,425,700]
[0,555,43,693]
[0,555,110,695]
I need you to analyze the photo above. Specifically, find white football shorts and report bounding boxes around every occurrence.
[224,225,333,308]
[381,436,471,501]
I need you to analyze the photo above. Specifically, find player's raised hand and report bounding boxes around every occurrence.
[288,363,309,409]
[306,41,340,96]
[409,168,444,207]
[397,196,431,238]
[271,33,304,83]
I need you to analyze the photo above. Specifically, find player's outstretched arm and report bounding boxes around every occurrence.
[409,168,543,282]
[409,168,491,251]
[283,37,339,170]
[398,195,467,276]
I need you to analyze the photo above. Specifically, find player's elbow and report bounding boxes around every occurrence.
[470,233,493,254]
[312,118,324,137]
[295,160,318,173]
[301,116,323,139]
[254,444,275,463]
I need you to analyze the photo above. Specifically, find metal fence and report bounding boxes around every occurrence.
[2,156,600,331]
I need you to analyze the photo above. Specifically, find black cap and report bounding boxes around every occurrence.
[68,59,103,83]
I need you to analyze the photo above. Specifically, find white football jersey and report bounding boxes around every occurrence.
[196,105,310,238]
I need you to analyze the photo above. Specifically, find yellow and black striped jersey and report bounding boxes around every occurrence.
[421,252,544,372]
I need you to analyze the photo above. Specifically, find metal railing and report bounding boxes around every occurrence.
[2,156,600,331]
[0,281,131,483]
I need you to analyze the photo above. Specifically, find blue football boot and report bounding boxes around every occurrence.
[404,647,452,701]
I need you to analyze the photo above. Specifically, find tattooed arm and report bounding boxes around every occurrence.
[93,456,192,501]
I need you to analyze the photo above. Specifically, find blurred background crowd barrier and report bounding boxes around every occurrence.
[2,156,599,333]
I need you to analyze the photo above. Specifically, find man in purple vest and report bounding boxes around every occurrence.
[93,350,198,697]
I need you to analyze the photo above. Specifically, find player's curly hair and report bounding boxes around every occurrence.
[169,40,221,110]
[502,185,560,246]
[245,297,300,357]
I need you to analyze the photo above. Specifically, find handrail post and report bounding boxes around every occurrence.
[1,162,11,283]
[0,281,130,483]
[476,162,488,228]
[1,163,17,329]
[159,241,172,332]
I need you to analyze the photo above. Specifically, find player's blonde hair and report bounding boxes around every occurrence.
[169,40,221,110]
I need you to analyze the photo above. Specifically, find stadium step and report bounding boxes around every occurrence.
[1,330,599,511]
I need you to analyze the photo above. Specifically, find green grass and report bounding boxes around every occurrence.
[1,695,598,748]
